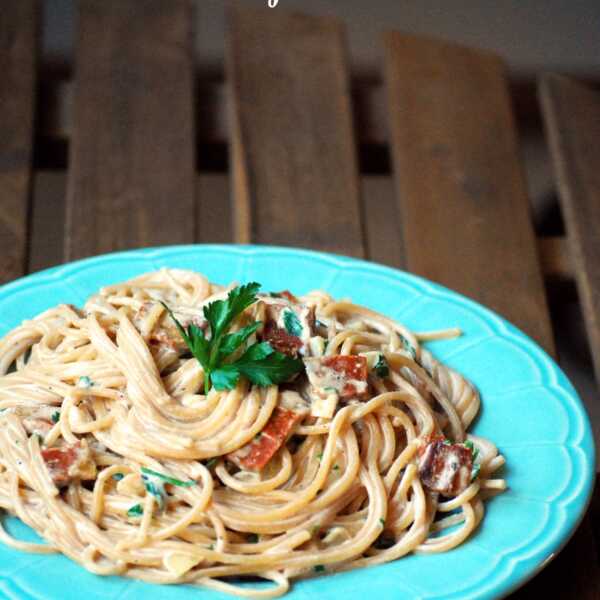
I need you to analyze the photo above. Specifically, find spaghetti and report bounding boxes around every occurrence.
[0,269,506,597]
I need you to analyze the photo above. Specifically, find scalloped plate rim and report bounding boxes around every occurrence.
[0,243,595,600]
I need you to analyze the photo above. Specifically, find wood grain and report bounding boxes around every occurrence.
[384,32,554,356]
[29,171,66,273]
[539,74,600,384]
[226,4,364,257]
[196,174,232,244]
[65,0,196,260]
[538,235,572,281]
[383,31,600,598]
[0,1,36,283]
[362,176,405,269]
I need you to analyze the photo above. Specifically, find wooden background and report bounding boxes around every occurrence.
[1,1,599,597]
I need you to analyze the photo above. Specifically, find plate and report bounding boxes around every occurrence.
[0,244,594,600]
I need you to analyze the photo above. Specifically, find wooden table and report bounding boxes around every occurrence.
[1,1,599,597]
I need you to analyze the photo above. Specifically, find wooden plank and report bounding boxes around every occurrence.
[227,5,364,257]
[362,176,405,269]
[539,74,600,384]
[0,1,36,283]
[38,78,386,150]
[37,75,600,150]
[360,181,574,279]
[29,171,67,273]
[33,171,233,266]
[21,170,584,281]
[65,0,196,261]
[196,174,232,244]
[384,32,555,356]
[538,235,572,281]
[383,32,597,598]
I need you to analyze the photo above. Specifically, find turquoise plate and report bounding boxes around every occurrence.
[0,245,595,600]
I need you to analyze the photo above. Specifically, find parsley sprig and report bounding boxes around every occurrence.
[161,283,303,393]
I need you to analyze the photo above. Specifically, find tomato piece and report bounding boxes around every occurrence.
[227,407,303,470]
[322,355,368,381]
[41,442,92,487]
[278,290,299,303]
[262,321,303,357]
[418,438,473,496]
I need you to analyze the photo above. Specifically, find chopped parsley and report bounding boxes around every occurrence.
[162,283,303,394]
[283,309,303,337]
[332,464,339,471]
[77,376,93,388]
[316,452,323,461]
[112,473,124,481]
[399,334,417,359]
[140,467,195,510]
[203,457,218,469]
[207,543,214,550]
[127,503,143,517]
[373,354,389,378]
[463,439,480,462]
[313,564,325,573]
[51,411,60,424]
[379,518,386,527]
[246,533,259,543]
[462,440,481,480]
[140,467,195,488]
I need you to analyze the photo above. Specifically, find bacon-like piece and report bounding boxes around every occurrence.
[278,290,299,303]
[257,298,315,357]
[418,437,473,497]
[41,441,96,487]
[323,356,367,381]
[305,355,369,400]
[262,321,303,357]
[227,407,304,471]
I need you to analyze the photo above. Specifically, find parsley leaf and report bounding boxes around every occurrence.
[160,302,211,382]
[211,366,242,391]
[164,283,304,393]
[463,440,481,480]
[219,321,261,358]
[283,309,303,337]
[204,282,261,341]
[212,341,303,389]
[127,503,143,517]
[140,466,195,487]
[373,354,389,377]
[399,334,417,359]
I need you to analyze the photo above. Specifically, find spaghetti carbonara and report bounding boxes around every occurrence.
[0,269,506,597]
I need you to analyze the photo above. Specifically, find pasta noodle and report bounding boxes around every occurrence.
[0,269,506,597]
